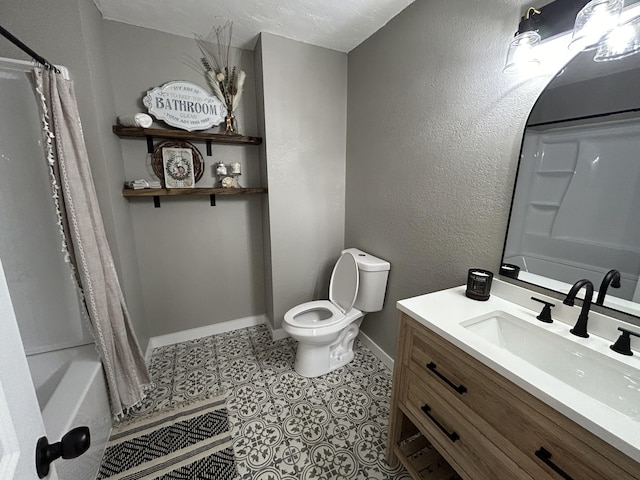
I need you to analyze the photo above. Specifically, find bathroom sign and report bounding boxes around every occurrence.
[143,81,225,132]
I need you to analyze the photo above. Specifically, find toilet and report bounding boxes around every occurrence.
[283,248,390,377]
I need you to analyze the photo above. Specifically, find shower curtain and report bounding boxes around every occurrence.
[29,68,150,419]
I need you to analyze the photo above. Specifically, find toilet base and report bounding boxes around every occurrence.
[293,319,363,377]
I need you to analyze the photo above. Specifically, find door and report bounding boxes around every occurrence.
[0,258,56,480]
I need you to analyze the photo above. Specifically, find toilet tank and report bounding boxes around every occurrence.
[342,248,390,312]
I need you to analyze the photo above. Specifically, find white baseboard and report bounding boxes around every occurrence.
[357,330,394,371]
[265,320,289,341]
[145,314,267,362]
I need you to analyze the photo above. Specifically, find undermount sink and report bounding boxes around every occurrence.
[461,311,640,421]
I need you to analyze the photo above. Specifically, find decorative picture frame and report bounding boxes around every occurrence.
[161,147,195,188]
[151,140,204,188]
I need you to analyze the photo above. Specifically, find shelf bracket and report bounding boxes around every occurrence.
[146,135,154,154]
[206,140,212,156]
[145,195,218,207]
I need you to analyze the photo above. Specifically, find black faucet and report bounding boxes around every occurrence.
[563,279,594,338]
[595,269,621,306]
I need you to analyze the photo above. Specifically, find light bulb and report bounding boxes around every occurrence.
[594,14,640,61]
[503,31,541,73]
[569,0,623,51]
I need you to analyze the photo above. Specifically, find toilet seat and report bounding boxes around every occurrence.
[284,252,360,330]
[328,251,359,314]
[284,300,362,329]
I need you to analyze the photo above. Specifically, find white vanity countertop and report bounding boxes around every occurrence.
[396,279,640,462]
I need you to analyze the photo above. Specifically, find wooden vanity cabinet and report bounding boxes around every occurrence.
[387,312,640,480]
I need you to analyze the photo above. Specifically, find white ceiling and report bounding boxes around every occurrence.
[93,0,415,53]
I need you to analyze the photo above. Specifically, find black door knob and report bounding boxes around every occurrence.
[36,426,90,478]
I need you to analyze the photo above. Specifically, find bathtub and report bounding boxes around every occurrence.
[27,344,112,480]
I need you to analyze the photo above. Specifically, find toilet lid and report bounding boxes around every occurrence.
[329,251,359,314]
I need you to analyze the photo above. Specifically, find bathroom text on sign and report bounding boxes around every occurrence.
[143,81,225,132]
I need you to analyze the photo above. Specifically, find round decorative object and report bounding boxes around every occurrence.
[221,176,238,188]
[151,140,204,184]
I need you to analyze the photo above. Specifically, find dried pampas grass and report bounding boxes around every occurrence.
[195,21,246,116]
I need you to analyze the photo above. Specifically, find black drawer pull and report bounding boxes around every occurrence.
[426,362,467,394]
[420,404,459,442]
[535,447,573,480]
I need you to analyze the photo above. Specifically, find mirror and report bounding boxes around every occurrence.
[503,44,640,319]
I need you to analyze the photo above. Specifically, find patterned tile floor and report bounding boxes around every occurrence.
[127,324,411,480]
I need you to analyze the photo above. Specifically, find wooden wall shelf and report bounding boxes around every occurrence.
[113,125,262,146]
[114,123,265,207]
[123,187,267,207]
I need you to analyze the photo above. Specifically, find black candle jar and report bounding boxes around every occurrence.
[466,269,494,301]
[499,263,520,279]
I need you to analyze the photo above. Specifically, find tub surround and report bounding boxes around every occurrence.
[388,279,640,478]
[29,345,111,480]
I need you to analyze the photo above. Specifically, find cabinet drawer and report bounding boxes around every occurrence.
[402,368,534,480]
[402,314,639,480]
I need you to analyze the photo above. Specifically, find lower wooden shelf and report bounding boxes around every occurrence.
[122,187,267,197]
[394,431,460,480]
[122,187,267,207]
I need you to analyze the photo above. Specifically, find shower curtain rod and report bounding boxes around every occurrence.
[0,24,60,74]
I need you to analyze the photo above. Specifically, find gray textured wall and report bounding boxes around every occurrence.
[257,33,347,330]
[0,0,149,349]
[345,0,552,356]
[253,38,275,325]
[103,22,266,336]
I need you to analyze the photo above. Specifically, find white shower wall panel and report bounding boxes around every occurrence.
[0,59,92,355]
[507,119,640,299]
[551,131,640,249]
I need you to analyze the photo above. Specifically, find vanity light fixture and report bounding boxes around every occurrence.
[503,7,542,73]
[503,0,586,74]
[504,0,640,73]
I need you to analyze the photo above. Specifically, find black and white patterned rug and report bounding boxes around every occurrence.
[97,395,238,480]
